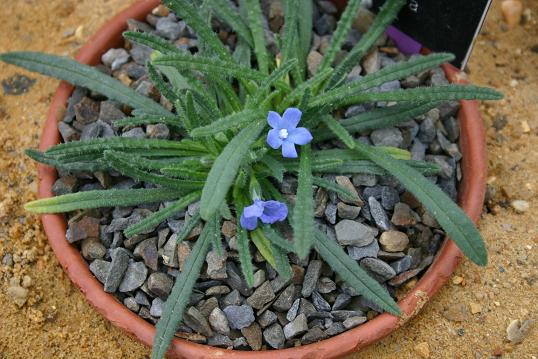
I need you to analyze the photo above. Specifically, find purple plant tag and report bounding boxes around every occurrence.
[385,25,422,55]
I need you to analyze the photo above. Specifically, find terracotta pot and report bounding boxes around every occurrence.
[37,0,487,358]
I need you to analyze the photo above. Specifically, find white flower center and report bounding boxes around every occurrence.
[278,129,289,139]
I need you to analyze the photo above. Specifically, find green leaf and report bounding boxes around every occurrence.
[244,0,269,74]
[176,209,201,244]
[250,228,277,268]
[146,62,181,105]
[103,151,204,190]
[262,225,295,253]
[322,159,441,176]
[312,176,360,203]
[354,141,487,266]
[113,115,181,129]
[0,52,170,116]
[321,115,356,149]
[124,191,201,238]
[313,102,442,142]
[123,31,181,55]
[297,0,313,69]
[160,166,209,180]
[200,120,266,220]
[281,0,301,82]
[153,53,283,88]
[314,229,401,315]
[318,53,457,108]
[318,0,362,72]
[271,241,293,280]
[45,137,207,158]
[163,0,233,62]
[328,0,407,88]
[151,220,213,359]
[209,214,224,256]
[249,59,297,107]
[210,0,254,46]
[347,53,455,92]
[259,155,285,183]
[25,188,181,213]
[281,68,333,110]
[236,224,255,287]
[190,109,262,137]
[292,144,314,259]
[311,84,504,112]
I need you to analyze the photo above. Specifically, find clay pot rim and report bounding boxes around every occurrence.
[36,0,487,358]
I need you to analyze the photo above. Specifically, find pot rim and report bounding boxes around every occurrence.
[36,1,487,358]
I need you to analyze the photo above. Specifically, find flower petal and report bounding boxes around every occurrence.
[240,214,259,230]
[243,201,264,218]
[282,108,302,129]
[267,111,282,129]
[260,201,288,224]
[267,129,283,149]
[288,127,313,145]
[281,140,298,158]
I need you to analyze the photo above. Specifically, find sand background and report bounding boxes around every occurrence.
[0,1,536,358]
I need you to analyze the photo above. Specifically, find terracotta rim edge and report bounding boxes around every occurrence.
[36,1,488,358]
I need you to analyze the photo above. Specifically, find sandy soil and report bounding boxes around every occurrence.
[0,1,536,358]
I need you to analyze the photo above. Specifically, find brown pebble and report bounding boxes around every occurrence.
[501,0,523,28]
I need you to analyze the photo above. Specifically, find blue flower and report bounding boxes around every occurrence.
[240,200,288,230]
[266,108,313,158]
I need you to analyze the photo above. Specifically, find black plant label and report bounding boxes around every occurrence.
[373,0,492,69]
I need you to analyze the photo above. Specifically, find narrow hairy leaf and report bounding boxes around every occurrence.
[210,0,254,46]
[271,242,293,280]
[262,225,295,253]
[311,84,504,112]
[321,115,356,148]
[249,59,297,107]
[323,159,441,176]
[151,221,213,359]
[314,229,401,315]
[45,137,207,157]
[318,0,362,72]
[0,52,170,116]
[153,53,285,89]
[147,62,181,105]
[297,0,313,69]
[200,120,266,220]
[123,31,181,55]
[328,0,407,87]
[280,68,333,110]
[25,188,181,213]
[160,167,209,180]
[124,191,201,238]
[312,176,360,203]
[260,155,285,183]
[176,209,201,243]
[244,0,269,74]
[163,0,233,62]
[281,0,300,81]
[236,224,255,287]
[292,144,314,259]
[211,75,242,113]
[113,115,181,129]
[103,151,204,190]
[347,53,455,92]
[250,228,277,268]
[190,109,262,137]
[319,53,456,107]
[354,142,487,266]
[210,214,224,256]
[313,102,441,141]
